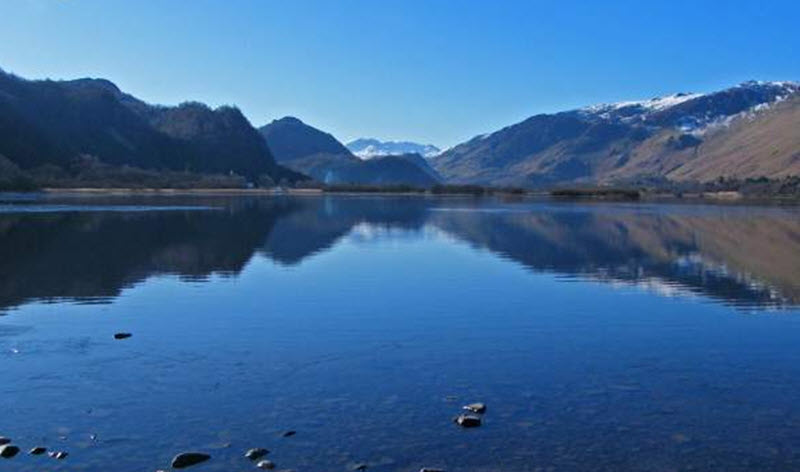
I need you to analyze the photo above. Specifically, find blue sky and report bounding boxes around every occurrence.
[1,0,798,148]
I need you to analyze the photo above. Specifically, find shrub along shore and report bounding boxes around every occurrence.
[2,160,798,202]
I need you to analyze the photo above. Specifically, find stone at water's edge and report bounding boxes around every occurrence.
[171,452,211,468]
[454,414,482,428]
[463,402,486,413]
[0,445,20,459]
[245,447,269,460]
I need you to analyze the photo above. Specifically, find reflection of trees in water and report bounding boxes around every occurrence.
[0,197,798,312]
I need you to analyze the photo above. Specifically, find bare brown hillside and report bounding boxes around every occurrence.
[607,96,800,182]
[432,82,800,186]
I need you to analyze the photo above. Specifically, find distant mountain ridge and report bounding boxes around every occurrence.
[432,81,800,186]
[347,138,440,159]
[0,68,305,186]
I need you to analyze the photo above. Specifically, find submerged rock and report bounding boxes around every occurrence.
[29,446,47,455]
[672,433,692,444]
[114,332,132,340]
[49,451,68,460]
[245,448,269,460]
[0,445,20,458]
[171,452,211,468]
[462,402,486,414]
[454,414,482,428]
[257,459,276,469]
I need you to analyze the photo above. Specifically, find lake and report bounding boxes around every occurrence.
[1,193,799,471]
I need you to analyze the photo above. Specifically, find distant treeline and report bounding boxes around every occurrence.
[314,183,528,195]
[699,176,800,197]
[0,154,264,190]
[577,176,800,199]
[550,188,641,200]
[2,152,798,200]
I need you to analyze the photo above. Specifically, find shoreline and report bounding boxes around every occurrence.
[0,187,793,204]
[39,187,324,196]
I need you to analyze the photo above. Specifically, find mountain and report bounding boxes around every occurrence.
[347,138,441,159]
[271,151,441,187]
[309,153,440,187]
[432,81,800,187]
[259,116,352,162]
[0,68,304,186]
[391,152,442,181]
[259,118,440,187]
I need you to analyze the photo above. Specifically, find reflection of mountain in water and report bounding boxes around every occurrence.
[0,196,797,312]
[429,206,800,308]
[0,197,298,311]
[262,196,429,264]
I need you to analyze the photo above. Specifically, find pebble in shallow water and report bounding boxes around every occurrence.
[245,448,269,460]
[171,452,211,468]
[462,402,486,414]
[454,414,482,428]
[0,445,19,458]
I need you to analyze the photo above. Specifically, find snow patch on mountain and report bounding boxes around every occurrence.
[582,81,798,120]
[584,92,705,115]
[683,93,788,136]
[579,81,799,129]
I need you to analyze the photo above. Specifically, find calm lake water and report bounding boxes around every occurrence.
[1,194,800,471]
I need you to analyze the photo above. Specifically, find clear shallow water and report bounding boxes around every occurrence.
[1,194,800,471]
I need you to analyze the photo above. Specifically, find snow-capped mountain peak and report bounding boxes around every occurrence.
[578,81,799,130]
[347,138,441,159]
